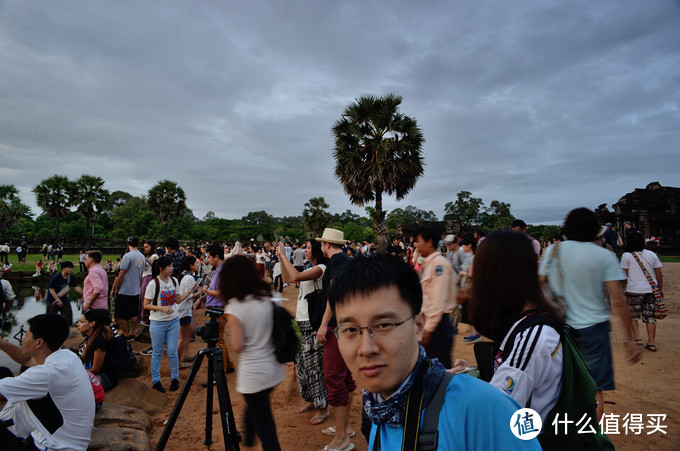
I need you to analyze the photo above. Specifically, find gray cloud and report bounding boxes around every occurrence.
[1,0,678,226]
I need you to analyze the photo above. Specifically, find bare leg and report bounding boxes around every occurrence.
[117,319,129,337]
[646,322,656,346]
[177,322,193,361]
[129,316,138,337]
[325,404,352,450]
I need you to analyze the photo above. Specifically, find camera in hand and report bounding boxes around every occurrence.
[195,307,223,345]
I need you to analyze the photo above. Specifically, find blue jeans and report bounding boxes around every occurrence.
[150,318,180,384]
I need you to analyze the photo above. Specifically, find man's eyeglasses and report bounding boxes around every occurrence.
[334,314,415,341]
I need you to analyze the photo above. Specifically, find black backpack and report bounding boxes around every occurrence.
[112,334,138,375]
[271,302,301,363]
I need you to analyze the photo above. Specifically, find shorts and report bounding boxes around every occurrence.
[625,292,656,324]
[179,315,193,325]
[114,294,139,320]
[571,321,615,391]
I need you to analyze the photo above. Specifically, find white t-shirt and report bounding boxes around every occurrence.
[621,250,662,293]
[177,274,197,319]
[225,295,285,394]
[490,316,563,422]
[296,264,326,322]
[0,349,95,451]
[142,253,158,278]
[144,277,180,322]
[1,279,16,300]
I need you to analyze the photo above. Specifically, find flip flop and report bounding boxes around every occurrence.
[299,403,315,414]
[323,443,355,451]
[309,412,330,425]
[645,344,657,352]
[321,426,356,437]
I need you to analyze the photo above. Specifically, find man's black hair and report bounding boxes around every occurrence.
[511,219,527,230]
[207,243,223,259]
[328,254,422,316]
[164,236,179,251]
[61,261,74,269]
[625,232,646,253]
[562,208,600,242]
[414,226,440,247]
[27,313,69,352]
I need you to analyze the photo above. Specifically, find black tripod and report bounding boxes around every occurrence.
[156,314,241,450]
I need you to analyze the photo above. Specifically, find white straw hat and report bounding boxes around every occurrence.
[317,228,346,245]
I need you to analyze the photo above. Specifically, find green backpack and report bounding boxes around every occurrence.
[502,313,614,450]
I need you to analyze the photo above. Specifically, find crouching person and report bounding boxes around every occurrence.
[0,313,95,450]
[328,254,540,450]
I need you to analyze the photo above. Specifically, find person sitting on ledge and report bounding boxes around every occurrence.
[0,313,95,451]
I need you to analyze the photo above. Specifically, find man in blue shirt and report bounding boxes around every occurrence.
[328,254,540,450]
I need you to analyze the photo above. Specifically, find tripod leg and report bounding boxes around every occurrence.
[155,352,207,451]
[204,348,214,446]
[213,349,241,450]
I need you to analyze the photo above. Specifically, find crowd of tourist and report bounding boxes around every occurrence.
[0,205,667,450]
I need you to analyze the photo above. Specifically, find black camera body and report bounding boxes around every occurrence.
[195,307,224,345]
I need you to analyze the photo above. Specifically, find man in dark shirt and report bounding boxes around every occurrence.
[315,228,355,451]
[164,236,185,279]
[46,261,81,325]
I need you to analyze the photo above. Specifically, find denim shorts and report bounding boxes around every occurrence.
[179,315,192,325]
[571,321,615,391]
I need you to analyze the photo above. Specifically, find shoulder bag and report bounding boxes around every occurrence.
[631,252,667,320]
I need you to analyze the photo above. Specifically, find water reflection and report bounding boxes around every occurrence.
[0,282,82,372]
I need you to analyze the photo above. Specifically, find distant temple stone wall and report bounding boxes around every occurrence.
[595,182,680,252]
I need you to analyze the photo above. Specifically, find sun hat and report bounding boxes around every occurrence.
[317,228,346,245]
[623,221,631,226]
[597,226,607,237]
[444,234,457,244]
[605,222,612,227]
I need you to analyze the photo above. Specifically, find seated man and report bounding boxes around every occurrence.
[328,254,540,450]
[0,313,95,451]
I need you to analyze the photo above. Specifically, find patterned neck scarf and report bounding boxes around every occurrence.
[362,345,446,427]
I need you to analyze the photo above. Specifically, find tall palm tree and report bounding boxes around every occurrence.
[33,175,74,243]
[302,196,330,236]
[0,184,31,230]
[74,174,110,250]
[147,180,187,238]
[332,94,425,251]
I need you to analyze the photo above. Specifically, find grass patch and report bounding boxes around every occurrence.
[2,253,121,272]
[659,255,680,263]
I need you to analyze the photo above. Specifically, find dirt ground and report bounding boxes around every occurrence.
[138,264,680,450]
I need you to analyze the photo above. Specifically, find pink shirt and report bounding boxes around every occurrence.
[83,264,109,310]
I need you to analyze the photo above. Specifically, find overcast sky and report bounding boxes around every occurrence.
[1,1,678,226]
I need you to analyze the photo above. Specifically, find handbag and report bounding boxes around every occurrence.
[305,278,325,331]
[631,252,667,320]
[541,243,567,317]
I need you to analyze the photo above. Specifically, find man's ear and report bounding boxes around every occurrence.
[414,311,426,341]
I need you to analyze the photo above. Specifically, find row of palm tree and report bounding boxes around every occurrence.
[32,176,186,248]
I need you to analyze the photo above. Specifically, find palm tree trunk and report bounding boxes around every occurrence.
[163,221,169,239]
[374,190,388,253]
[55,217,61,244]
[85,216,91,250]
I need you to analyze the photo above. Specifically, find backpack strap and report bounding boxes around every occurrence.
[501,311,562,363]
[418,371,454,451]
[153,277,160,305]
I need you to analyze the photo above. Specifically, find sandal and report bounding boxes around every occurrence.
[321,426,356,437]
[309,411,330,425]
[645,344,657,352]
[298,403,315,414]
